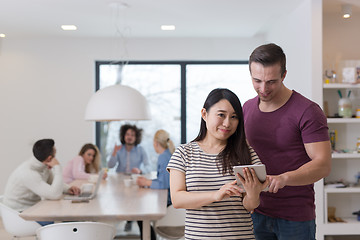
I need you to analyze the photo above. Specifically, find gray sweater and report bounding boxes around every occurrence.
[3,156,69,212]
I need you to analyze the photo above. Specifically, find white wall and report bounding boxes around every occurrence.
[0,1,319,195]
[265,0,322,105]
[0,36,264,193]
[264,1,324,238]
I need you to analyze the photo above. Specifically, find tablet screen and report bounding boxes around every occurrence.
[233,164,268,191]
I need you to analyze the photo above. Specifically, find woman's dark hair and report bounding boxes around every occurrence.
[32,139,55,162]
[249,43,287,77]
[193,88,251,175]
[120,124,143,146]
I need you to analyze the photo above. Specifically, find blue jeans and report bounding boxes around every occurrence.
[36,221,54,226]
[251,212,315,240]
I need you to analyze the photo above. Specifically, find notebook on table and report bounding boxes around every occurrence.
[64,169,105,201]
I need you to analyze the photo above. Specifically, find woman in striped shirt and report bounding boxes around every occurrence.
[167,88,269,239]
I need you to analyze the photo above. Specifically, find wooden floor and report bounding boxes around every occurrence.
[0,219,141,240]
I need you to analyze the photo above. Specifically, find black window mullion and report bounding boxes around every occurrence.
[181,63,186,144]
[94,60,248,152]
[95,62,101,148]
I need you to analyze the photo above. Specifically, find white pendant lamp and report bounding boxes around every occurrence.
[85,85,151,121]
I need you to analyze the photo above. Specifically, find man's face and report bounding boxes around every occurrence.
[124,129,136,145]
[250,62,286,102]
[43,147,56,165]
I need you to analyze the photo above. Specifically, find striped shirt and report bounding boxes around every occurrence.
[167,141,261,239]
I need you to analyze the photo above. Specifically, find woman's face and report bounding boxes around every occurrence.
[153,139,161,154]
[201,99,239,142]
[153,139,160,154]
[124,129,136,145]
[83,149,96,165]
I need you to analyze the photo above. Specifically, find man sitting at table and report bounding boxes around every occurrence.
[3,138,80,225]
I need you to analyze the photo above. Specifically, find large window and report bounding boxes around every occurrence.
[96,61,254,170]
[186,64,255,141]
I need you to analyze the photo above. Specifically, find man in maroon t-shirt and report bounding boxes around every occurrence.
[243,43,331,240]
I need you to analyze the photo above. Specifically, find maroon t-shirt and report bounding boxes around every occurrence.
[243,91,329,221]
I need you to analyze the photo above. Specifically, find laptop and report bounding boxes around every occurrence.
[64,169,105,201]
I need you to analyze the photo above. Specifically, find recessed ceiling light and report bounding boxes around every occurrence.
[61,25,77,31]
[342,4,352,19]
[161,25,176,31]
[0,33,5,38]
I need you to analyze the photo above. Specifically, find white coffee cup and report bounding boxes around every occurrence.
[81,183,94,193]
[123,179,132,187]
[131,174,140,184]
[88,174,99,183]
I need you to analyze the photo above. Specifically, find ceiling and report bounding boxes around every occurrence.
[0,0,358,39]
[323,0,360,13]
[0,0,303,38]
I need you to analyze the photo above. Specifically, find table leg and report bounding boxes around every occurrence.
[142,219,150,240]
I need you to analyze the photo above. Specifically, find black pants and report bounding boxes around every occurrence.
[137,220,156,240]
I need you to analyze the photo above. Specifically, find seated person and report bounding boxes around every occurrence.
[136,129,174,206]
[108,124,151,232]
[136,129,175,240]
[108,124,150,174]
[63,143,107,184]
[3,139,80,226]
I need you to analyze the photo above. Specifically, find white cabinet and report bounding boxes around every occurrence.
[320,83,360,238]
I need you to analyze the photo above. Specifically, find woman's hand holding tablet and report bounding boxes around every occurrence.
[233,164,269,192]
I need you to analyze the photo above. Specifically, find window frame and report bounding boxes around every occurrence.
[95,60,249,150]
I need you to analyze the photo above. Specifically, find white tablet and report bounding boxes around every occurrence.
[233,164,268,191]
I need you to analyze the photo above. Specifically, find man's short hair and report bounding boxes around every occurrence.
[32,139,55,162]
[249,43,287,76]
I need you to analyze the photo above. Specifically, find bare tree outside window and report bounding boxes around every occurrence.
[97,62,253,171]
[99,64,180,170]
[186,64,254,141]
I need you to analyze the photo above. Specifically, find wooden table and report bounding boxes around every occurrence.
[20,173,168,240]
